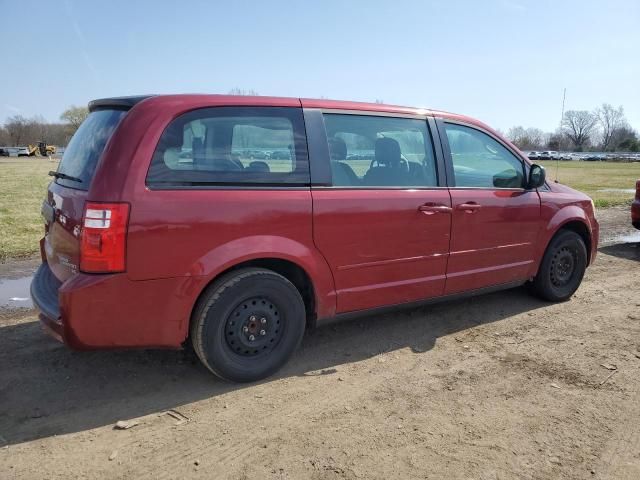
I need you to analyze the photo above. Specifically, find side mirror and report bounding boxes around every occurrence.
[527,164,546,189]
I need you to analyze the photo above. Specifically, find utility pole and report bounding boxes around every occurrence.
[556,88,566,182]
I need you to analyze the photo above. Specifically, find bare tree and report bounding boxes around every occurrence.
[561,110,597,151]
[4,115,31,146]
[547,131,571,151]
[60,105,89,135]
[2,111,85,148]
[506,126,526,147]
[227,88,259,96]
[506,126,545,149]
[0,125,10,146]
[610,125,638,151]
[595,104,625,151]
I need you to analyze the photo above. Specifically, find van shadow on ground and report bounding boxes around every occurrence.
[598,241,639,261]
[0,285,549,447]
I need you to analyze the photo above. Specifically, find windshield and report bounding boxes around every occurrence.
[56,109,126,190]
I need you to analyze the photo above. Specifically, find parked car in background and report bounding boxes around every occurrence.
[3,147,20,157]
[269,150,291,160]
[16,146,31,156]
[248,149,271,160]
[632,180,640,230]
[528,151,540,160]
[31,94,599,382]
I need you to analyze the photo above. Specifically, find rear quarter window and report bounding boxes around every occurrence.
[146,107,309,187]
[55,109,126,190]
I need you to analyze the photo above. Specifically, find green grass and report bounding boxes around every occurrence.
[0,158,638,262]
[0,158,58,261]
[539,160,640,207]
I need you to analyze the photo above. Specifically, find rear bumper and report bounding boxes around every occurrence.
[590,218,600,264]
[30,262,204,350]
[632,200,640,230]
[30,263,64,342]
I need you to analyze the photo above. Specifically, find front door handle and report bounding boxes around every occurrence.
[456,202,481,213]
[418,204,452,215]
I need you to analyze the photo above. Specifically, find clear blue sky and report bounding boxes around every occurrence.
[1,0,638,133]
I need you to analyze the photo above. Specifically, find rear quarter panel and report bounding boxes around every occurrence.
[125,189,336,321]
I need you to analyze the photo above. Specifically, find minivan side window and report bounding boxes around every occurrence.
[147,107,309,186]
[322,114,438,188]
[444,123,525,189]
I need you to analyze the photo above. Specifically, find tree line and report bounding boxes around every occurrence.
[2,98,638,154]
[507,103,638,152]
[0,106,88,147]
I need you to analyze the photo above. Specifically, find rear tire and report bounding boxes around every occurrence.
[190,268,306,382]
[531,230,587,302]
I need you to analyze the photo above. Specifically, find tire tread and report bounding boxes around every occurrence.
[532,229,587,302]
[190,268,302,380]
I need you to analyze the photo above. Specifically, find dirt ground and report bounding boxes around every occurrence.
[0,208,639,480]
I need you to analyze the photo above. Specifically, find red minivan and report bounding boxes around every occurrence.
[31,95,599,382]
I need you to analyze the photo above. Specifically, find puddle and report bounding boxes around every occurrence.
[0,276,33,309]
[601,231,640,246]
[597,188,636,194]
[612,232,640,243]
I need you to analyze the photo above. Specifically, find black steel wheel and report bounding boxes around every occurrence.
[191,268,305,382]
[531,230,587,302]
[224,297,283,357]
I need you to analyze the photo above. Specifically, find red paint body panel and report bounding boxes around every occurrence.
[31,94,600,350]
[632,180,640,229]
[45,182,86,282]
[446,189,541,293]
[58,273,202,349]
[311,189,451,312]
[125,188,336,324]
[536,182,599,267]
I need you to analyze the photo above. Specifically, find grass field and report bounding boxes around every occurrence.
[539,160,640,207]
[0,158,638,261]
[0,158,58,261]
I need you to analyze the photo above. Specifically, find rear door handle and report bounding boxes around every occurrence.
[456,202,481,213]
[418,204,452,215]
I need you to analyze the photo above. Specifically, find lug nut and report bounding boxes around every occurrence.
[243,326,249,333]
[249,334,255,341]
[260,317,267,324]
[260,329,266,336]
[249,315,257,322]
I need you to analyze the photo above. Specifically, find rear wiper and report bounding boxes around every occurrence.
[48,171,82,183]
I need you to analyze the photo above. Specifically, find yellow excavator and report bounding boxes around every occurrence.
[27,142,56,157]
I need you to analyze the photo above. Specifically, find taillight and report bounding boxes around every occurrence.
[636,180,640,201]
[80,202,130,273]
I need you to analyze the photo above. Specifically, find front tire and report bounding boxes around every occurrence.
[531,230,587,302]
[190,268,306,382]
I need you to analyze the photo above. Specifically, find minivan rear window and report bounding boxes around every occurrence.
[55,109,126,190]
[146,107,309,187]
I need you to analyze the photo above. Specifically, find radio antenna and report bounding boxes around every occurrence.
[555,88,566,183]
